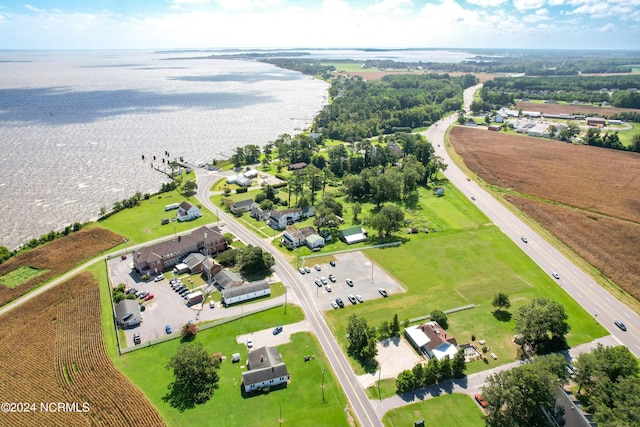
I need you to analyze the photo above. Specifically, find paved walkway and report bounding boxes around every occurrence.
[370,334,621,418]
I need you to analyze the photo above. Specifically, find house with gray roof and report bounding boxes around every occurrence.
[221,281,270,306]
[115,299,141,329]
[231,198,254,215]
[213,269,244,290]
[242,346,289,393]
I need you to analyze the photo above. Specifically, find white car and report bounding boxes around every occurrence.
[314,264,321,271]
[521,236,528,243]
[325,284,332,292]
[209,301,215,309]
[331,301,339,309]
[355,295,364,303]
[320,276,327,285]
[552,272,560,279]
[154,274,164,282]
[247,338,253,349]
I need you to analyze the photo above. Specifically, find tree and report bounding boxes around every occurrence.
[238,245,275,275]
[396,370,415,393]
[181,323,197,341]
[451,349,467,379]
[439,355,453,381]
[412,363,425,388]
[367,204,405,238]
[216,249,237,267]
[429,309,448,329]
[0,246,12,264]
[182,180,197,196]
[346,314,378,361]
[164,342,221,409]
[424,357,440,386]
[514,298,570,354]
[378,321,390,340]
[352,202,362,223]
[492,292,511,311]
[390,313,400,337]
[483,354,567,427]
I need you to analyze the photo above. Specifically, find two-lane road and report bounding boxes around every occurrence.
[425,87,640,357]
[194,169,383,427]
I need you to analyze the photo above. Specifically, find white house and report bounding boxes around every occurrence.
[281,226,316,249]
[250,202,271,221]
[231,199,254,214]
[176,201,201,222]
[404,321,459,361]
[221,281,270,306]
[305,233,325,250]
[242,346,289,393]
[268,208,302,230]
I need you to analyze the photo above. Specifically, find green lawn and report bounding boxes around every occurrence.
[382,393,485,427]
[0,266,49,288]
[113,307,350,427]
[90,190,217,246]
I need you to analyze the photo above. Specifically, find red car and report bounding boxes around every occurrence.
[143,294,154,301]
[474,394,488,408]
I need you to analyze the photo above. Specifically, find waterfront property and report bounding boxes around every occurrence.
[242,346,289,393]
[132,225,226,276]
[176,201,201,222]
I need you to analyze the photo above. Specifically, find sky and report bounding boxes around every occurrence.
[0,0,638,50]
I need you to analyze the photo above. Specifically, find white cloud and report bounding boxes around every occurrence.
[523,8,550,22]
[174,0,210,4]
[215,0,283,11]
[465,0,509,7]
[513,0,546,11]
[597,22,615,32]
[367,0,413,15]
[548,0,564,5]
[321,0,351,15]
[25,4,44,13]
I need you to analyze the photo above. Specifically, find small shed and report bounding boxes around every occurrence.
[232,353,241,363]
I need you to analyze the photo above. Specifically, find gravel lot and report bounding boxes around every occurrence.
[299,251,405,312]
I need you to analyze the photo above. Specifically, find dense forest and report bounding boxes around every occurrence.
[310,73,476,141]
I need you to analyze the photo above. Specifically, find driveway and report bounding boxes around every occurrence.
[358,336,424,388]
[237,319,312,350]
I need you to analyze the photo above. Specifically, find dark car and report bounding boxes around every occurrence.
[165,325,172,334]
[121,254,127,260]
[329,260,336,267]
[335,298,344,308]
[273,326,283,335]
[615,320,627,331]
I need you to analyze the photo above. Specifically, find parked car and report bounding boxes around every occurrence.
[331,301,339,309]
[328,274,336,282]
[169,279,177,284]
[209,301,215,309]
[346,279,354,287]
[126,288,137,295]
[133,332,141,345]
[615,320,627,331]
[348,295,357,304]
[552,272,560,279]
[320,276,327,285]
[314,279,323,287]
[474,394,488,408]
[314,264,321,271]
[273,326,283,335]
[298,267,306,274]
[325,285,332,292]
[165,325,172,334]
[247,338,253,348]
[378,288,388,297]
[139,291,149,299]
[304,266,311,273]
[154,274,165,282]
[471,196,476,201]
[521,236,528,243]
[355,295,364,303]
[143,294,154,301]
[335,298,344,308]
[329,260,336,267]
[121,254,127,260]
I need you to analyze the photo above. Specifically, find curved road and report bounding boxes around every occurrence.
[425,85,639,358]
[194,172,383,427]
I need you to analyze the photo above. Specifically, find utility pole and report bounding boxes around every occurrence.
[322,368,326,403]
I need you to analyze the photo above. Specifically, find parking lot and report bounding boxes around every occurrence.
[299,251,405,311]
[108,256,204,346]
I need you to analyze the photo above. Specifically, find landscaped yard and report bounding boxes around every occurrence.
[382,393,485,427]
[114,307,351,427]
[91,189,216,246]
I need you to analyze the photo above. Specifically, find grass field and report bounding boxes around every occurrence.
[0,265,48,288]
[114,307,351,427]
[382,393,485,427]
[92,190,216,246]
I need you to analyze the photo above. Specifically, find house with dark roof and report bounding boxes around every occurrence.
[132,226,226,276]
[176,201,201,222]
[242,346,289,393]
[268,208,302,230]
[221,281,270,306]
[213,269,244,290]
[404,321,459,361]
[250,202,272,221]
[182,252,206,273]
[231,198,254,215]
[288,162,308,171]
[115,299,141,329]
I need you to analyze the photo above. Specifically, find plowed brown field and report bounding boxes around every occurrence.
[0,272,165,427]
[514,101,639,117]
[0,228,124,306]
[449,126,640,300]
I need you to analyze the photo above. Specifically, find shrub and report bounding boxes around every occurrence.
[236,187,248,194]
